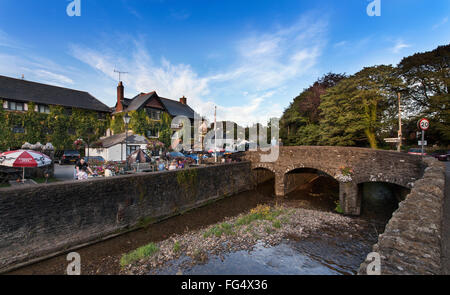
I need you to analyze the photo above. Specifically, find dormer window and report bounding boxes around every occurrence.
[146,108,161,120]
[37,104,50,114]
[7,101,25,111]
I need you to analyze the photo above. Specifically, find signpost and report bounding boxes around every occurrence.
[384,138,401,143]
[418,118,430,156]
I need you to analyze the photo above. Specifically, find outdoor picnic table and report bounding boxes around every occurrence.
[0,167,22,183]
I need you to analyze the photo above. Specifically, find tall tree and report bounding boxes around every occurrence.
[397,44,450,145]
[319,65,402,149]
[280,73,346,145]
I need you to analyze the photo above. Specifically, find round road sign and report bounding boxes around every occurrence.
[418,118,430,131]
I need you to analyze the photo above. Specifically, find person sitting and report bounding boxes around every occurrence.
[75,158,94,180]
[168,160,177,170]
[157,160,166,171]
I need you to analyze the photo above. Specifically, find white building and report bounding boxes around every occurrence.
[85,132,149,162]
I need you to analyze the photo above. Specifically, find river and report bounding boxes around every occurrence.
[9,176,391,275]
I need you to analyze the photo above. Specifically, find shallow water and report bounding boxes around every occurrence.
[153,228,374,275]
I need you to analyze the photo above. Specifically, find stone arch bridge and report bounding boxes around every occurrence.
[242,146,425,215]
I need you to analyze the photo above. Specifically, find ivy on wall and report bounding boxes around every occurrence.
[111,110,173,150]
[0,99,109,151]
[0,99,175,152]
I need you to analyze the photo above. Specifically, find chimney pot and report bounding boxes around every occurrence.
[180,96,187,105]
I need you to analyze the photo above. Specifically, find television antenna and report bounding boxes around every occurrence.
[114,68,129,82]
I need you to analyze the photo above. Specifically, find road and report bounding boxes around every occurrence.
[53,164,75,181]
[442,161,450,274]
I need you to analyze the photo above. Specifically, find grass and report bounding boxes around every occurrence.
[120,243,159,267]
[334,200,344,214]
[203,205,287,240]
[203,222,234,238]
[272,219,282,229]
[173,241,181,253]
[33,177,59,184]
[235,205,282,226]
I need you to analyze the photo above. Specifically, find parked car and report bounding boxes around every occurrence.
[431,150,450,161]
[59,150,81,165]
[407,148,427,156]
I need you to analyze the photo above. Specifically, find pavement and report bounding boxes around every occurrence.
[442,161,450,274]
[53,164,75,181]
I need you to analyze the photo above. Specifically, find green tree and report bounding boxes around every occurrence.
[319,65,402,149]
[280,73,346,145]
[397,44,450,145]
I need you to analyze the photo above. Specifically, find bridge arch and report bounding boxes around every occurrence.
[356,180,411,218]
[283,167,340,210]
[243,146,424,215]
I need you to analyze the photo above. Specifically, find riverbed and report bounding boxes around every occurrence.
[9,177,390,275]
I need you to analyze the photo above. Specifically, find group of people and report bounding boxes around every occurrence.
[157,159,185,171]
[74,157,189,181]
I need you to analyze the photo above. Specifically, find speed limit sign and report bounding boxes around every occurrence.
[418,118,430,131]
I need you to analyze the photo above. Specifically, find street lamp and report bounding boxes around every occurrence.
[123,113,131,170]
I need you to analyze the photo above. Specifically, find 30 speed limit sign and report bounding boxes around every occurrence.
[418,118,430,131]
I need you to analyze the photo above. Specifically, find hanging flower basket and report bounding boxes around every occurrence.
[73,139,84,150]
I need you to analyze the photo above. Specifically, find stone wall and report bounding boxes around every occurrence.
[0,162,253,273]
[358,157,446,275]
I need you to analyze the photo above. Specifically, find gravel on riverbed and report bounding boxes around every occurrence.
[120,204,371,275]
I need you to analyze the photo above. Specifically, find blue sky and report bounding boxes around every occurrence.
[0,0,449,125]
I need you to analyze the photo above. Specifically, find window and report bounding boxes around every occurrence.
[12,126,25,134]
[98,112,107,120]
[8,101,25,111]
[65,108,72,116]
[146,108,161,120]
[43,127,53,135]
[127,145,139,156]
[37,104,50,114]
[146,129,159,138]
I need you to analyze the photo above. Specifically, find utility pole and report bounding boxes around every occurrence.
[397,92,402,152]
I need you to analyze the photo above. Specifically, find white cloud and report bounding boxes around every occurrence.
[391,40,411,54]
[0,30,23,49]
[432,17,448,30]
[34,70,74,85]
[0,52,75,87]
[66,13,328,126]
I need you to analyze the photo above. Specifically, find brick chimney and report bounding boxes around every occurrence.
[180,96,187,105]
[116,81,124,112]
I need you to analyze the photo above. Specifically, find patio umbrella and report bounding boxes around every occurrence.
[0,150,52,183]
[169,151,185,158]
[128,149,151,164]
